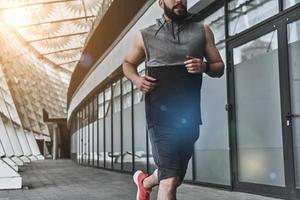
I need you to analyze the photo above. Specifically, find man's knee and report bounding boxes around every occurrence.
[159,177,180,191]
[176,180,183,187]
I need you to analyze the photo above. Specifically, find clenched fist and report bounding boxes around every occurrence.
[184,56,207,74]
[132,75,157,93]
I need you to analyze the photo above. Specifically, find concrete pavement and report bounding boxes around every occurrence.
[0,159,283,200]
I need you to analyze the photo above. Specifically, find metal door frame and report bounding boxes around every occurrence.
[227,6,300,200]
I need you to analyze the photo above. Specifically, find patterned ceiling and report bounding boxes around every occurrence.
[0,0,113,72]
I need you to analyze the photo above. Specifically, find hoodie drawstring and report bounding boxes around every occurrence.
[154,19,166,38]
[154,13,197,44]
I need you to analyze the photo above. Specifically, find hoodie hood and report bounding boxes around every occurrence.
[154,12,198,43]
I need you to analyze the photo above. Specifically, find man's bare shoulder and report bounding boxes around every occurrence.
[203,24,213,36]
[132,31,144,50]
[202,24,215,43]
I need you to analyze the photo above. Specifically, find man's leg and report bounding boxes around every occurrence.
[156,125,199,200]
[157,177,180,200]
[133,169,159,200]
[143,169,159,189]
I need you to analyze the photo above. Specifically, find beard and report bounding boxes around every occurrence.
[163,1,188,21]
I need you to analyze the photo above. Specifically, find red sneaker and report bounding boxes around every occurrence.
[133,170,152,200]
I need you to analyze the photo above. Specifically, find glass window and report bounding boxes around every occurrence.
[80,109,85,164]
[113,80,121,113]
[93,97,97,122]
[284,0,300,9]
[97,117,105,167]
[98,92,105,167]
[122,77,132,109]
[88,101,93,166]
[202,7,225,47]
[113,80,121,169]
[194,6,230,185]
[287,19,300,189]
[98,92,104,119]
[122,77,133,172]
[93,99,98,166]
[133,87,143,104]
[104,86,111,116]
[133,63,145,104]
[104,86,112,168]
[83,105,89,164]
[76,112,80,162]
[233,30,285,186]
[228,0,278,36]
[134,101,147,172]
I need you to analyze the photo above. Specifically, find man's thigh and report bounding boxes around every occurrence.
[148,124,199,181]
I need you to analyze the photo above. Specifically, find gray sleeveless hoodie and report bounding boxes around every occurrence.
[140,14,205,128]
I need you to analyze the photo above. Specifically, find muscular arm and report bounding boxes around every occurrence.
[122,32,146,82]
[122,32,157,93]
[203,25,224,78]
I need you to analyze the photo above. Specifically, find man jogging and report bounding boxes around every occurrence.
[122,0,224,199]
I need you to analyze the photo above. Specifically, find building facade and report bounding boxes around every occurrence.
[68,1,300,199]
[0,65,44,189]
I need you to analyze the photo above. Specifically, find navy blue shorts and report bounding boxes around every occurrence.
[148,124,199,182]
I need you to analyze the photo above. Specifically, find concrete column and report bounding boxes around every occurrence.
[0,159,22,189]
[43,140,47,157]
[26,131,40,156]
[16,127,32,156]
[52,125,58,160]
[0,117,15,157]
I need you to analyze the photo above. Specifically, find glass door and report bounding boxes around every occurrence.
[228,26,287,197]
[233,30,285,186]
[287,17,300,199]
[228,7,300,199]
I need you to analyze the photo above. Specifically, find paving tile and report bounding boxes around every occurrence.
[0,159,284,200]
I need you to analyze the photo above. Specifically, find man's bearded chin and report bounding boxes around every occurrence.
[163,2,188,21]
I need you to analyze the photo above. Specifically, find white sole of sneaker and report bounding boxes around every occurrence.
[133,170,142,200]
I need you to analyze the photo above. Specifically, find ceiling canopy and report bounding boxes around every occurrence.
[0,0,113,72]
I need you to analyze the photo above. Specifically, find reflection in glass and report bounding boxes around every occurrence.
[134,102,147,172]
[93,119,98,166]
[88,101,93,165]
[233,31,285,186]
[284,0,300,9]
[98,92,105,167]
[195,6,230,185]
[113,80,121,170]
[92,98,98,166]
[234,31,278,65]
[228,0,278,35]
[80,110,84,164]
[104,87,112,168]
[83,106,88,164]
[202,7,225,51]
[288,20,300,188]
[113,80,121,113]
[122,78,132,109]
[77,112,80,162]
[78,111,82,163]
[134,63,145,104]
[122,77,133,172]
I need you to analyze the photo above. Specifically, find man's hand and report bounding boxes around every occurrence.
[132,75,157,93]
[184,56,207,74]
